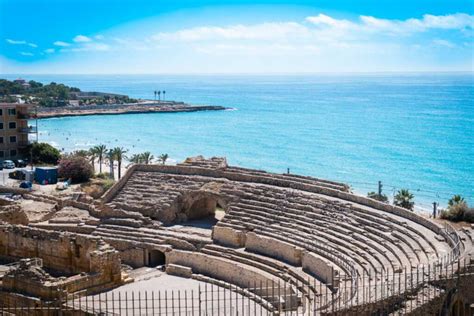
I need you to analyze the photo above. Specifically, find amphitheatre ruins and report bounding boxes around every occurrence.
[0,156,472,315]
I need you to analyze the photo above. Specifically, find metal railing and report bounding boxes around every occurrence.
[1,257,471,315]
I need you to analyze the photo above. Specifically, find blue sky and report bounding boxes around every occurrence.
[0,0,473,73]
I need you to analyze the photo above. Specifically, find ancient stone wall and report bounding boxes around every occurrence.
[103,164,446,240]
[301,251,338,286]
[166,249,277,289]
[0,224,120,276]
[212,226,246,248]
[245,232,303,266]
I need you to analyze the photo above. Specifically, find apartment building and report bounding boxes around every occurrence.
[0,103,37,160]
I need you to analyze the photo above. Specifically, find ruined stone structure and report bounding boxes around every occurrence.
[0,156,472,314]
[0,224,126,309]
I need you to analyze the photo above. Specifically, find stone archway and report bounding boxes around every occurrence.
[147,249,165,267]
[186,196,217,220]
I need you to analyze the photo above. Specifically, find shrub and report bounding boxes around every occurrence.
[26,142,61,165]
[393,189,415,210]
[440,195,472,223]
[58,155,93,183]
[464,208,474,223]
[95,172,110,179]
[367,192,388,203]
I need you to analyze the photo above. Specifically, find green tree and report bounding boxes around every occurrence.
[112,147,127,179]
[158,153,169,165]
[94,144,107,174]
[393,189,415,210]
[106,150,115,179]
[448,195,465,207]
[129,153,143,164]
[88,147,99,173]
[367,192,388,203]
[58,154,93,183]
[140,152,154,164]
[27,142,61,165]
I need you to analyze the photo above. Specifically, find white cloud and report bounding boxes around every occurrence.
[61,43,110,52]
[152,22,310,42]
[73,35,92,42]
[432,39,455,48]
[6,39,27,45]
[54,41,71,47]
[6,39,38,47]
[20,52,33,56]
[95,35,104,40]
[44,48,55,53]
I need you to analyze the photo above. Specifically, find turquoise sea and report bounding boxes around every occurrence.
[4,73,474,210]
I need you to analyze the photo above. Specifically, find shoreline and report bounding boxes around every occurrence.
[35,101,230,119]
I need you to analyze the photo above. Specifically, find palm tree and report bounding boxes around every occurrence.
[95,144,107,174]
[73,149,89,157]
[157,91,161,102]
[140,151,154,164]
[162,90,166,101]
[88,147,98,173]
[394,189,415,210]
[448,195,466,208]
[154,90,157,102]
[106,149,115,179]
[129,153,143,164]
[112,147,128,179]
[158,153,169,165]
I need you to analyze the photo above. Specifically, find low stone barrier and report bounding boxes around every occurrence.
[212,226,246,248]
[245,232,303,266]
[302,251,339,287]
[166,249,277,289]
[166,264,192,278]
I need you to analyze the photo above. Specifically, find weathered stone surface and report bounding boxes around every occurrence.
[212,226,246,248]
[302,251,339,286]
[245,232,303,266]
[0,204,28,225]
[166,263,193,278]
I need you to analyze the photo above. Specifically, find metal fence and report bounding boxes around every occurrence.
[1,257,472,315]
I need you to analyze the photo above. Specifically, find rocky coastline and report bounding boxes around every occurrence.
[35,101,230,119]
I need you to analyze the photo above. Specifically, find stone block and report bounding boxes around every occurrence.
[166,264,193,278]
[212,226,246,248]
[245,232,303,266]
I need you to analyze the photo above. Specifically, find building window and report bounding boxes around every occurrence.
[0,123,3,130]
[7,108,16,116]
[0,151,4,158]
[0,109,3,116]
[9,136,16,143]
[10,150,17,157]
[0,137,3,144]
[8,122,16,129]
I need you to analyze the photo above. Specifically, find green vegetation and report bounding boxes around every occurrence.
[0,78,137,106]
[58,154,94,183]
[367,191,388,203]
[158,153,169,165]
[26,142,61,165]
[440,195,474,223]
[111,147,127,179]
[393,189,415,210]
[129,151,154,164]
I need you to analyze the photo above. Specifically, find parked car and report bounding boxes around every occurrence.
[9,170,26,180]
[2,160,15,169]
[14,159,27,168]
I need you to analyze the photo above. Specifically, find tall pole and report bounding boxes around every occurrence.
[378,181,382,196]
[432,202,438,219]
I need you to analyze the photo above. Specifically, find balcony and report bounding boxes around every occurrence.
[17,112,30,119]
[19,126,37,133]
